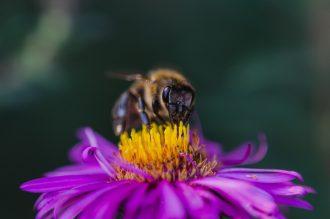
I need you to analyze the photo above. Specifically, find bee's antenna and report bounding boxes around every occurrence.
[106,72,147,81]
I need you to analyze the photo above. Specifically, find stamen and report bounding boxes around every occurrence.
[117,122,218,181]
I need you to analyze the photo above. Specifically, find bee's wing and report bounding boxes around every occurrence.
[190,110,204,136]
[107,72,147,82]
[112,91,141,135]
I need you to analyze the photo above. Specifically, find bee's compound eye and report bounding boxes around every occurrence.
[162,86,171,102]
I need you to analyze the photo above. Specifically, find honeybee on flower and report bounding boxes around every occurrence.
[21,69,314,219]
[112,69,195,135]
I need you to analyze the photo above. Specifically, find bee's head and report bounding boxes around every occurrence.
[162,85,195,124]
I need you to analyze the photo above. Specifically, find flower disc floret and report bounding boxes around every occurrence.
[117,122,218,181]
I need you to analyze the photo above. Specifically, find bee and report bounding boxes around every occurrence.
[112,68,195,135]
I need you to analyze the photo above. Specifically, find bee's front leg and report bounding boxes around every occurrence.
[152,100,166,124]
[137,97,151,128]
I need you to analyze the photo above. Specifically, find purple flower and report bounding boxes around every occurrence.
[21,123,314,219]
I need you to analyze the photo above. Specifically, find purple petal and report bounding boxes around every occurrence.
[193,187,249,219]
[99,183,141,219]
[218,168,303,182]
[244,133,268,165]
[35,191,61,211]
[71,128,120,166]
[158,181,186,219]
[69,127,118,163]
[256,183,315,196]
[124,183,148,219]
[69,143,90,163]
[176,183,204,211]
[192,176,279,218]
[189,115,223,160]
[78,146,116,177]
[53,190,88,217]
[36,209,52,219]
[176,183,220,219]
[36,203,52,219]
[274,196,314,210]
[36,181,107,219]
[78,135,152,180]
[220,134,268,167]
[137,207,157,219]
[54,181,126,218]
[45,164,105,177]
[200,137,223,160]
[36,190,78,219]
[77,127,118,155]
[135,183,162,219]
[20,175,108,193]
[221,143,252,166]
[78,129,118,177]
[94,149,116,176]
[79,181,140,219]
[34,193,48,209]
[39,191,83,219]
[80,145,152,180]
[58,187,115,218]
[36,211,53,219]
[273,212,286,219]
[69,127,127,177]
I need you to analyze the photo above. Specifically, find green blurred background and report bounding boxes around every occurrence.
[1,0,329,218]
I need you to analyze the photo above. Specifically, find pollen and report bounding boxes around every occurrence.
[119,122,189,167]
[116,122,218,182]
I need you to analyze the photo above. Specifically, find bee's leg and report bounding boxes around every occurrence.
[183,106,194,124]
[152,100,166,124]
[154,112,166,124]
[137,97,151,127]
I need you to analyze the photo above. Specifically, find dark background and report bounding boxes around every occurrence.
[1,0,329,218]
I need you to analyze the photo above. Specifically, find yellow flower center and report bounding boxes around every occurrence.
[116,122,218,182]
[119,122,189,167]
